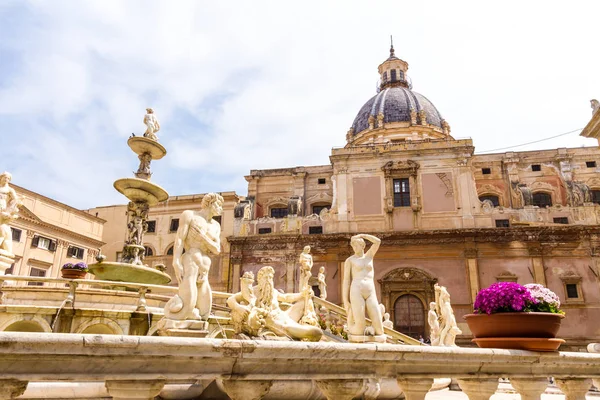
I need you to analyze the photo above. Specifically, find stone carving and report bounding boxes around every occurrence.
[317,266,327,300]
[383,312,393,330]
[592,99,600,115]
[343,234,385,342]
[368,115,375,130]
[298,245,313,292]
[481,199,494,214]
[428,302,441,346]
[135,153,153,180]
[161,193,223,330]
[0,172,19,255]
[126,202,148,246]
[441,119,451,135]
[227,266,322,341]
[430,284,461,347]
[288,196,302,216]
[410,108,418,125]
[143,108,160,141]
[376,112,384,128]
[418,109,427,125]
[568,181,592,206]
[436,173,454,197]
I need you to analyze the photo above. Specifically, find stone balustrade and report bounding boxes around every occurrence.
[1,332,599,400]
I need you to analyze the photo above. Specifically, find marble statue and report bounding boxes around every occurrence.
[298,245,313,292]
[162,193,223,328]
[135,153,152,179]
[143,108,160,141]
[343,234,385,342]
[317,266,327,300]
[383,312,394,330]
[592,99,600,115]
[432,284,461,347]
[427,301,441,346]
[0,172,19,255]
[228,266,322,341]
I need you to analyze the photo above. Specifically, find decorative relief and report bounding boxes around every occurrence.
[495,271,518,283]
[381,160,420,177]
[436,173,454,197]
[463,248,478,258]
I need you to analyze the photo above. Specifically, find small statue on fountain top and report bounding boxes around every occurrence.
[143,108,160,141]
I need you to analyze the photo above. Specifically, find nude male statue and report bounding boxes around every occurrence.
[164,193,223,322]
[298,245,313,292]
[227,271,265,336]
[343,233,384,338]
[143,108,160,141]
[0,172,19,255]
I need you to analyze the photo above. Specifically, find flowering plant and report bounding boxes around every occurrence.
[474,282,563,315]
[524,283,562,314]
[61,262,88,272]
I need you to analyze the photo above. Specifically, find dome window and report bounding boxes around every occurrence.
[390,69,397,82]
[383,71,388,83]
[399,70,405,81]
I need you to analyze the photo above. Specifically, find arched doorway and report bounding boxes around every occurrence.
[394,294,425,339]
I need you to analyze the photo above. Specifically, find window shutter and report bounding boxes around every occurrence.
[31,236,39,248]
[48,240,57,252]
[67,247,73,257]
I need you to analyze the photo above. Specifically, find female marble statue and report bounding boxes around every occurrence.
[317,266,327,300]
[428,302,441,346]
[343,234,384,340]
[164,193,223,322]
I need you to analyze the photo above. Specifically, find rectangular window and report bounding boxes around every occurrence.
[482,168,491,175]
[28,266,46,286]
[566,283,579,299]
[258,227,272,234]
[146,220,156,233]
[169,219,179,232]
[270,207,288,218]
[116,251,123,262]
[593,190,600,205]
[309,226,323,234]
[495,219,510,228]
[532,164,541,172]
[67,246,85,259]
[37,237,51,250]
[390,69,397,82]
[393,178,410,207]
[318,178,326,184]
[553,217,569,224]
[586,161,597,168]
[11,228,21,242]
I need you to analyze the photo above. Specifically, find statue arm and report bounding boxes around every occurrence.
[359,234,381,258]
[342,258,352,312]
[278,291,304,303]
[172,211,192,284]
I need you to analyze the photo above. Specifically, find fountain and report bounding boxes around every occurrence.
[88,108,171,286]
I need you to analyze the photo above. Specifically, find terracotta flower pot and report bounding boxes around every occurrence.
[464,312,564,338]
[61,269,87,280]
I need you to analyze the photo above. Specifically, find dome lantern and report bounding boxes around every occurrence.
[378,36,409,90]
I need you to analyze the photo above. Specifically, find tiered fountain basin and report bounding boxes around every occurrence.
[88,261,171,287]
[127,136,166,159]
[113,178,168,206]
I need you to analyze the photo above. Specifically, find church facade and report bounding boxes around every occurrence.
[225,46,600,349]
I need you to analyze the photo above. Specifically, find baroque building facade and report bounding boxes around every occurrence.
[226,47,600,349]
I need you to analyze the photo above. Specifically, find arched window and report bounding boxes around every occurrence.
[532,192,552,208]
[270,207,288,219]
[399,70,405,81]
[144,246,153,257]
[390,69,397,82]
[312,204,331,215]
[479,195,499,207]
[383,71,388,83]
[592,190,600,205]
[166,246,174,256]
[394,294,425,339]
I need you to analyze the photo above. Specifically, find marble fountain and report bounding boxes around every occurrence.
[0,110,599,400]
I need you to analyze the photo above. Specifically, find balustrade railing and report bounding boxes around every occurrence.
[0,332,598,400]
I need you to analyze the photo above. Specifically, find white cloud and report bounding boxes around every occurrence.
[0,0,599,209]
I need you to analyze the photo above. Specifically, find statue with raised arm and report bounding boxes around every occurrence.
[343,233,385,342]
[143,108,160,141]
[0,172,20,255]
[161,193,223,330]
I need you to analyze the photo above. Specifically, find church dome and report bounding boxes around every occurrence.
[351,87,444,134]
[346,41,451,145]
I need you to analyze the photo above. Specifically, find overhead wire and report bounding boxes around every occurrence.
[476,128,584,154]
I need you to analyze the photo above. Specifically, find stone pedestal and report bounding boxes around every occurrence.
[0,251,15,275]
[347,334,386,343]
[316,379,366,400]
[105,380,165,400]
[0,380,28,399]
[156,318,209,338]
[220,380,272,400]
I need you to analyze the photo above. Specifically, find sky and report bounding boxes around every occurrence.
[1,1,600,209]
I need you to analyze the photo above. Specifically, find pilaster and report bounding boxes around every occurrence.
[464,248,479,303]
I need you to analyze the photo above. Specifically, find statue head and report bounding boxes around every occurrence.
[319,266,325,273]
[0,172,12,185]
[146,108,154,113]
[350,236,365,253]
[303,245,311,253]
[384,312,390,321]
[240,271,255,298]
[430,302,436,311]
[201,193,225,217]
